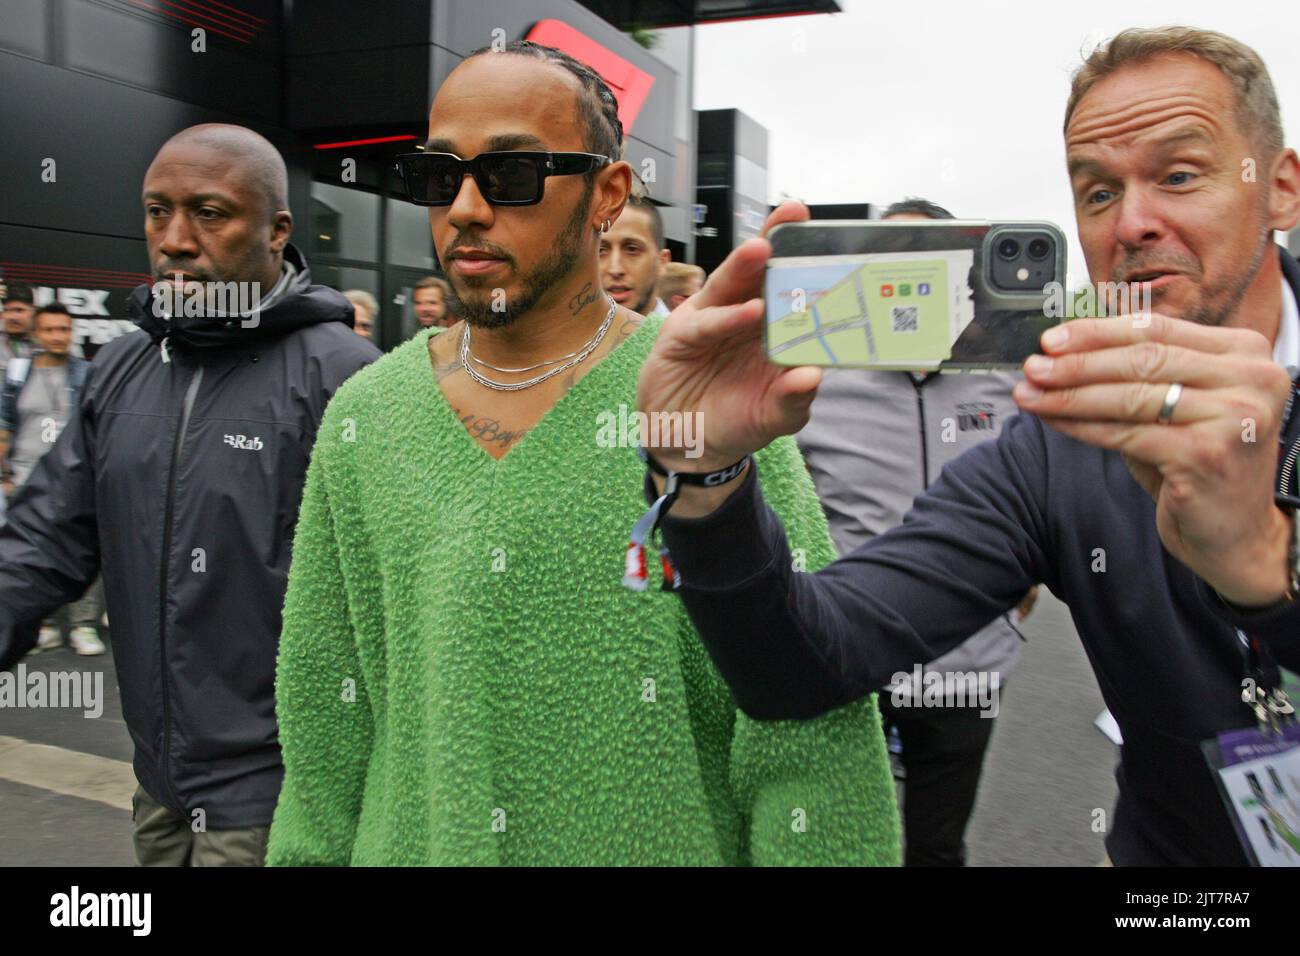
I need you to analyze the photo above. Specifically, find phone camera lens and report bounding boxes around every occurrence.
[996,237,1020,261]
[1027,237,1051,261]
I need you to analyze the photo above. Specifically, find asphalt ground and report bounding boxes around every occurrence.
[0,590,1117,867]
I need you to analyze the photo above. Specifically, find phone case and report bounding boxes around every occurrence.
[764,219,1068,370]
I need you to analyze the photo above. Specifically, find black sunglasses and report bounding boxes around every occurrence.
[395,150,611,207]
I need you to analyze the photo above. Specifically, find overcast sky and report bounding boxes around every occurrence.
[692,0,1300,282]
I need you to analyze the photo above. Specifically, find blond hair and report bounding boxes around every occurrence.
[1065,26,1284,156]
[657,262,705,304]
[342,288,378,317]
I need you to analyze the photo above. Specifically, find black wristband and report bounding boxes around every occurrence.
[624,446,751,593]
[637,445,750,488]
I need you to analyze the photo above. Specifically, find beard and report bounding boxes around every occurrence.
[447,180,593,330]
[632,281,656,316]
[1178,222,1272,327]
[1110,193,1273,328]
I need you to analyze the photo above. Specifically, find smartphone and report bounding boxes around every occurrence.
[764,219,1068,370]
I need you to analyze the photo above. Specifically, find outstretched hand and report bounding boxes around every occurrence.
[636,201,823,476]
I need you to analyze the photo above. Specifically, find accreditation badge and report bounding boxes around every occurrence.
[1203,722,1300,866]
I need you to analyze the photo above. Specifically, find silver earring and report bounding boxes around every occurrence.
[600,219,611,234]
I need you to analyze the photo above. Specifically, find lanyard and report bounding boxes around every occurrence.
[623,446,750,592]
[1237,628,1296,736]
[1241,369,1300,733]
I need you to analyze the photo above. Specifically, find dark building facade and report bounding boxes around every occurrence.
[805,202,875,220]
[0,0,690,351]
[694,107,769,275]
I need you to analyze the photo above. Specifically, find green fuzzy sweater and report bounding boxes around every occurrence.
[267,318,900,866]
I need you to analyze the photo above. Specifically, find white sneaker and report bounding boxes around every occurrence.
[37,626,62,652]
[69,626,106,656]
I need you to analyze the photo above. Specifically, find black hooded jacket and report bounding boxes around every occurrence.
[0,245,380,827]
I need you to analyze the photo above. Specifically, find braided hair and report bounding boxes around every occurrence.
[465,40,624,163]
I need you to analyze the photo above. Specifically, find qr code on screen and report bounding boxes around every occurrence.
[891,306,919,332]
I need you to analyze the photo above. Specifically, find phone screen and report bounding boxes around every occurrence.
[764,220,1067,370]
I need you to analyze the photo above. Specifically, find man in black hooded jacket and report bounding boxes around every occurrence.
[0,124,379,865]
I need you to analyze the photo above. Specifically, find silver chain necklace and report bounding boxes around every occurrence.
[460,298,616,392]
[468,348,582,374]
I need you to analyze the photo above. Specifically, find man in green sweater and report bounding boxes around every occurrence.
[267,41,899,866]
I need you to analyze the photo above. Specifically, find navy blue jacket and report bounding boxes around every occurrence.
[0,245,379,827]
[658,248,1300,866]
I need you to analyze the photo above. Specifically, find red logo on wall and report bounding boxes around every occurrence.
[524,20,655,136]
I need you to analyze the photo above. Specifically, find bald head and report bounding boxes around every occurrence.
[157,124,289,215]
[142,123,294,290]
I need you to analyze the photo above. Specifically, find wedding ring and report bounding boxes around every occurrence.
[1156,382,1184,424]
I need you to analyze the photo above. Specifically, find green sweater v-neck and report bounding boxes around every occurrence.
[268,319,899,866]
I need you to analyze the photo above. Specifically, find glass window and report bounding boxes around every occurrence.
[310,182,379,261]
[389,271,449,342]
[312,264,384,345]
[385,197,437,270]
[313,264,380,297]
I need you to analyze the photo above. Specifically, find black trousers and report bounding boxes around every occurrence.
[878,685,1002,867]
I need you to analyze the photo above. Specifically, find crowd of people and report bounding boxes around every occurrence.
[0,297,105,655]
[1,24,1298,867]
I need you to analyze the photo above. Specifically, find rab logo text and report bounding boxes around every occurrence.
[223,434,264,451]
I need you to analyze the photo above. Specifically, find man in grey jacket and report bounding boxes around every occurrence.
[0,302,103,655]
[797,198,1034,865]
